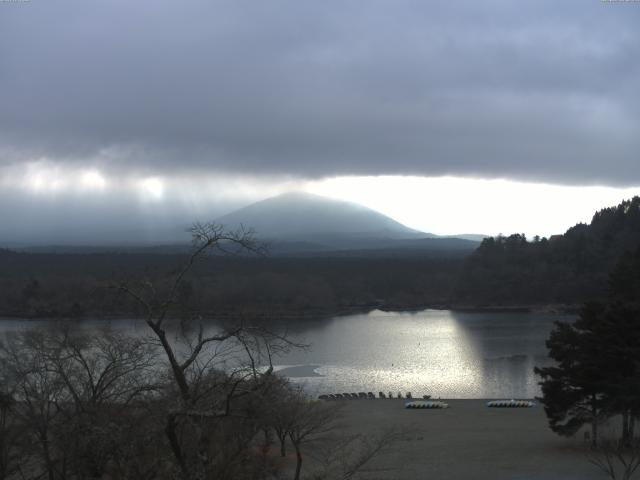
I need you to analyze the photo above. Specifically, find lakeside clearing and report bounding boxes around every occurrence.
[297,399,607,480]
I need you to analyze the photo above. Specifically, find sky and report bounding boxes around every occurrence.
[1,0,639,243]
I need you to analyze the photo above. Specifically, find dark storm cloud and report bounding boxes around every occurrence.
[1,0,639,185]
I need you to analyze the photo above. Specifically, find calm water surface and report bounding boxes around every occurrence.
[275,309,572,399]
[0,309,572,399]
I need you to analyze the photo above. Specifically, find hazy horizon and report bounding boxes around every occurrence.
[1,187,639,247]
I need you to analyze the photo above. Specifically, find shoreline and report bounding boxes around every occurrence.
[0,303,580,322]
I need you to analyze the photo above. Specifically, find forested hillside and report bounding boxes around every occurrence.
[455,197,640,306]
[0,251,462,318]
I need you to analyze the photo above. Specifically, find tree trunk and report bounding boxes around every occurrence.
[43,442,55,480]
[262,428,272,455]
[148,323,191,402]
[277,431,286,457]
[622,410,630,446]
[591,394,598,449]
[37,427,56,480]
[293,442,302,480]
[165,413,189,479]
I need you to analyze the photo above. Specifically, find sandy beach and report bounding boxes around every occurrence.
[315,399,606,480]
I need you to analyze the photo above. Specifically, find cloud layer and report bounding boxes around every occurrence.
[1,0,639,185]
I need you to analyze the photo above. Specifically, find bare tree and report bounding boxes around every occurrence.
[116,224,264,403]
[1,329,71,480]
[0,390,22,480]
[285,389,343,480]
[273,402,293,459]
[114,223,303,479]
[45,325,159,409]
[0,324,161,480]
[588,438,640,480]
[265,382,405,480]
[50,326,159,478]
[312,428,405,480]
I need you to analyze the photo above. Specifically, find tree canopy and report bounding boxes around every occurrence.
[458,196,640,306]
[536,244,640,446]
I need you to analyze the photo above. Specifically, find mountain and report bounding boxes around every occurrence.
[217,192,427,239]
[217,192,418,241]
[215,192,480,254]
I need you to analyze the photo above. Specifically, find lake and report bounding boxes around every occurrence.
[274,309,572,399]
[0,309,572,399]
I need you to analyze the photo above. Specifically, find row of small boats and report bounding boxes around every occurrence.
[319,393,536,409]
[319,391,425,401]
[404,399,536,409]
[405,400,448,409]
[486,399,536,408]
[319,392,376,400]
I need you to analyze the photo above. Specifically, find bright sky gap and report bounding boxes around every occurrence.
[2,161,639,239]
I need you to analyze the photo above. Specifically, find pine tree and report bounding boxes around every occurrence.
[535,303,609,447]
[537,246,640,446]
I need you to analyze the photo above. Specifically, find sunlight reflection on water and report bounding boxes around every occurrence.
[275,309,572,399]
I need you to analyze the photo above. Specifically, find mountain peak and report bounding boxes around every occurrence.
[216,192,427,240]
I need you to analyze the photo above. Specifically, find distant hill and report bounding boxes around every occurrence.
[452,234,489,242]
[456,196,640,306]
[216,192,479,254]
[216,192,428,240]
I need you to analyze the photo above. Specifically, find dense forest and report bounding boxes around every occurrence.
[456,196,640,307]
[1,197,639,319]
[0,251,463,319]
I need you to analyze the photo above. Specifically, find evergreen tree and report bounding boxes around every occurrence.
[537,246,640,446]
[535,303,609,447]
